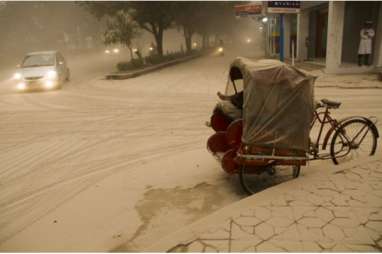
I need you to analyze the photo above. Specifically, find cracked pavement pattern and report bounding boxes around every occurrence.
[166,158,382,252]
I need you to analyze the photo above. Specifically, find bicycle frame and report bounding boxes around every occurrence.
[309,107,341,160]
[309,105,377,161]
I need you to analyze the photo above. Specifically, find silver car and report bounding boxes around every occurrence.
[13,50,70,91]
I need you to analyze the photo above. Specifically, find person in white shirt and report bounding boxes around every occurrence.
[358,21,375,66]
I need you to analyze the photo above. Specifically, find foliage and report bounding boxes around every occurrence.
[79,1,122,20]
[127,2,175,56]
[193,2,238,47]
[103,10,139,60]
[172,2,200,53]
[82,2,239,55]
[117,58,144,71]
[116,50,198,72]
[0,2,102,57]
[172,2,238,50]
[145,51,190,65]
[82,2,175,56]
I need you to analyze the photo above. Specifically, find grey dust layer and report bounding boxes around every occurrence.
[158,156,382,252]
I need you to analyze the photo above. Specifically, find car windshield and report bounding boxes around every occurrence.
[22,54,55,67]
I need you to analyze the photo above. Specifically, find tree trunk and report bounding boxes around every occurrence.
[202,34,209,49]
[127,44,134,61]
[145,22,164,57]
[184,27,192,53]
[154,27,164,56]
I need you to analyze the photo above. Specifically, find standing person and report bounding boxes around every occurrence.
[358,21,375,66]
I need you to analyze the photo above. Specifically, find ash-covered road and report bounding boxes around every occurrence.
[0,49,381,251]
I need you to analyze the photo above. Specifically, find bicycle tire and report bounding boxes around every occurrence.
[330,119,377,165]
[239,165,300,195]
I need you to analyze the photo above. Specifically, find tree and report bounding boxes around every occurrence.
[0,2,103,57]
[172,2,238,50]
[79,1,121,20]
[194,2,238,48]
[173,2,199,53]
[81,2,239,54]
[82,2,175,57]
[128,2,175,56]
[104,10,139,60]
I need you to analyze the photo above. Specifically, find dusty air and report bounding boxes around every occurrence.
[0,1,381,252]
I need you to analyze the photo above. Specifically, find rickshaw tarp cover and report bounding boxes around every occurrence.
[230,58,315,152]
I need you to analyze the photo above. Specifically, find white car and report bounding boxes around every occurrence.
[13,51,70,91]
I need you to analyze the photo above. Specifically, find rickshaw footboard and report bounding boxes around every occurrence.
[236,145,307,166]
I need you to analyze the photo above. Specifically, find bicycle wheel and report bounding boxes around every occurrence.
[330,119,377,165]
[239,165,300,195]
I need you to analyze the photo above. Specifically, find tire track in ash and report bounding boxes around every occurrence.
[0,94,207,245]
[0,138,202,245]
[0,115,165,182]
[0,54,225,248]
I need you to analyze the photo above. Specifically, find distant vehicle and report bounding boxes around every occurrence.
[13,51,70,91]
[104,47,120,54]
[217,46,224,56]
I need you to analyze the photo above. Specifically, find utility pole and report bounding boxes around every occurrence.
[279,13,284,62]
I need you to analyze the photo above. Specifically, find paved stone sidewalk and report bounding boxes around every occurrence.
[314,73,382,89]
[284,60,382,89]
[149,155,382,252]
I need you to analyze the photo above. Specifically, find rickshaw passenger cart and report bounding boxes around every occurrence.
[207,58,316,194]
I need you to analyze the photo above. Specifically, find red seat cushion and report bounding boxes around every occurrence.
[207,132,229,154]
[226,119,243,148]
[210,112,231,132]
[222,148,239,174]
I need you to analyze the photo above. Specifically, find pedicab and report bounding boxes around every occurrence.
[207,58,316,194]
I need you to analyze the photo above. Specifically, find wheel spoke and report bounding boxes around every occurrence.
[239,165,300,195]
[331,119,377,164]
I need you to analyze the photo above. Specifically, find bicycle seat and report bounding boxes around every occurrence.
[321,99,341,109]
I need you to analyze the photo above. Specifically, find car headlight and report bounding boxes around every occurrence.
[218,47,224,52]
[17,82,26,90]
[105,49,110,54]
[44,80,55,89]
[45,70,57,80]
[113,48,119,54]
[13,72,22,80]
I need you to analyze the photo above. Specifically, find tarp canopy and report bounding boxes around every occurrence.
[229,57,316,152]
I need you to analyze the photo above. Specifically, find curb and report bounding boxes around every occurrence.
[316,85,382,89]
[105,53,203,80]
[147,154,382,252]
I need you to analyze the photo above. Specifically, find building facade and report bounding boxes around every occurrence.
[265,1,382,74]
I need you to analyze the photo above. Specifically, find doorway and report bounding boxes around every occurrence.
[315,9,328,58]
[341,2,380,64]
[307,3,329,60]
